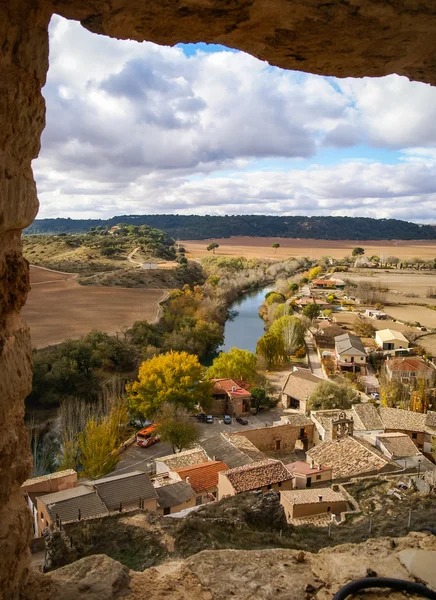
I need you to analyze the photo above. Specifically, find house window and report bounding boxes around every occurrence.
[327,506,331,512]
[316,475,321,480]
[412,433,418,439]
[163,507,171,515]
[195,496,202,506]
[267,484,272,490]
[278,482,282,488]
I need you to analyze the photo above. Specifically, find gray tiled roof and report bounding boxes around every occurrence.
[156,481,195,509]
[41,485,108,523]
[94,470,157,510]
[200,435,253,469]
[335,333,367,356]
[378,407,427,433]
[376,433,421,458]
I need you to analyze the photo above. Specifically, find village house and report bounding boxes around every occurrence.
[172,461,229,505]
[284,460,332,488]
[311,278,345,289]
[209,378,252,416]
[280,368,324,412]
[310,409,356,443]
[384,357,435,383]
[334,333,367,373]
[21,470,79,536]
[34,470,158,537]
[231,418,314,453]
[365,309,388,320]
[217,459,294,499]
[375,329,409,352]
[154,480,196,515]
[374,432,435,473]
[296,297,331,310]
[306,435,397,481]
[155,447,209,474]
[378,406,432,452]
[280,488,348,522]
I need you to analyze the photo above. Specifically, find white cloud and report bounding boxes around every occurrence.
[33,16,436,222]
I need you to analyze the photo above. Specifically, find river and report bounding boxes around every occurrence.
[219,286,272,353]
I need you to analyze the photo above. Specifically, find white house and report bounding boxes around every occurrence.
[375,329,409,352]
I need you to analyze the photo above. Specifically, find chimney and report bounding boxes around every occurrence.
[309,457,314,468]
[232,386,237,392]
[318,495,323,502]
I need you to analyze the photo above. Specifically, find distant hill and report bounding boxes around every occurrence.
[24,215,436,241]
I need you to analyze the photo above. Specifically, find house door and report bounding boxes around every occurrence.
[275,440,281,450]
[350,356,354,363]
[307,477,312,488]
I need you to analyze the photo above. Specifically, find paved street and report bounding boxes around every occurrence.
[115,409,285,475]
[305,334,325,379]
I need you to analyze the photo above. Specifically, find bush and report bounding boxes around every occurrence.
[294,346,306,358]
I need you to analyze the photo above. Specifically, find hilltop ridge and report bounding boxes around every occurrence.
[25,215,436,241]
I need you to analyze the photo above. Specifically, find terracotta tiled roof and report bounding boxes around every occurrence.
[385,357,433,373]
[157,447,209,470]
[285,461,330,476]
[212,379,252,398]
[306,436,393,479]
[174,461,229,493]
[426,410,436,429]
[281,487,344,505]
[376,433,421,459]
[223,459,293,493]
[281,369,324,402]
[378,407,427,433]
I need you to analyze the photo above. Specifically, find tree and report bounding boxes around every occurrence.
[126,351,210,419]
[265,292,286,306]
[289,282,299,294]
[352,247,365,256]
[272,243,280,254]
[307,266,323,280]
[302,302,321,320]
[353,316,376,337]
[207,348,258,382]
[306,381,360,412]
[269,316,305,356]
[249,387,275,414]
[78,416,119,479]
[207,242,219,254]
[256,332,287,369]
[155,403,199,453]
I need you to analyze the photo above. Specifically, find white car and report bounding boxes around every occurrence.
[370,392,380,400]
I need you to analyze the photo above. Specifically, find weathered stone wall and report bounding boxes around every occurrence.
[0,2,50,597]
[2,0,436,596]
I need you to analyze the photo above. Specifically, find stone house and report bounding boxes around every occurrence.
[280,488,348,521]
[280,368,324,411]
[284,460,332,489]
[172,461,229,505]
[378,406,432,452]
[217,459,294,499]
[209,379,252,416]
[231,419,314,453]
[155,447,209,474]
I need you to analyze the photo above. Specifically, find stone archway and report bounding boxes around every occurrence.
[1,1,436,596]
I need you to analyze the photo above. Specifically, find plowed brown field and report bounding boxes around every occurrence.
[182,237,436,260]
[23,266,166,348]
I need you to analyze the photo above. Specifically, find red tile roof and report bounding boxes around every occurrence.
[285,461,330,476]
[211,379,252,398]
[386,357,433,373]
[173,461,229,493]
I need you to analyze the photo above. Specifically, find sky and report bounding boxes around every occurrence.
[33,15,436,223]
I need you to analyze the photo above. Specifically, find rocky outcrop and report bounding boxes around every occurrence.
[23,532,436,600]
[2,1,436,596]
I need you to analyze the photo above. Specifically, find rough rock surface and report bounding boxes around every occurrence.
[23,533,436,600]
[2,1,436,596]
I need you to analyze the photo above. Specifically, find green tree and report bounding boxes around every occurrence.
[352,247,365,256]
[269,316,305,355]
[272,243,280,254]
[265,292,286,306]
[207,348,258,382]
[127,351,210,419]
[306,381,360,412]
[300,277,309,285]
[249,387,275,414]
[155,403,199,453]
[256,332,287,369]
[302,302,321,320]
[289,282,299,294]
[207,242,219,254]
[78,417,119,479]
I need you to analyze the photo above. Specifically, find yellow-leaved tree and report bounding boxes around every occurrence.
[127,350,211,420]
[78,416,120,479]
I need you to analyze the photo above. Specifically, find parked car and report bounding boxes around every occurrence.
[236,417,248,425]
[223,415,232,425]
[196,412,207,423]
[206,415,214,424]
[370,392,380,400]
